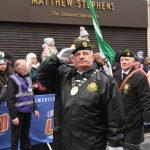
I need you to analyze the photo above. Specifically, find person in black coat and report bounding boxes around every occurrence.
[37,40,124,150]
[113,49,150,150]
[112,51,122,73]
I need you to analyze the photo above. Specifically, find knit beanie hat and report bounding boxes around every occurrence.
[79,26,89,37]
[0,56,6,64]
[44,38,54,45]
[138,51,144,57]
[4,51,13,59]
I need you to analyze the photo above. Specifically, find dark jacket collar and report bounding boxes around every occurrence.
[14,70,29,79]
[0,70,5,75]
[72,63,97,79]
[115,66,135,77]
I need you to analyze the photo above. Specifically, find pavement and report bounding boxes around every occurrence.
[142,133,150,150]
[106,132,150,150]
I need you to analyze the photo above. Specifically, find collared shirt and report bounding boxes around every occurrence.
[121,68,131,79]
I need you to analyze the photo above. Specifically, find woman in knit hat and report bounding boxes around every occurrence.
[42,37,58,61]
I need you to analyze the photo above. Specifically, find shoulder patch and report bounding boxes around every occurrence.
[66,63,75,67]
[101,70,113,79]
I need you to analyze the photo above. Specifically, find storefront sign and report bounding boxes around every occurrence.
[31,0,115,11]
[0,0,148,28]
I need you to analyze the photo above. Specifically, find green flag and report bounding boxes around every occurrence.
[87,0,116,75]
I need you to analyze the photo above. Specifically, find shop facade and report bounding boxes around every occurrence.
[0,0,148,59]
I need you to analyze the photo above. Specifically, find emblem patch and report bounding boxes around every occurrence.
[82,42,87,47]
[125,49,130,56]
[123,84,130,95]
[86,82,97,92]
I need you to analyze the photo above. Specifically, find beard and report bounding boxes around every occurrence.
[6,63,11,69]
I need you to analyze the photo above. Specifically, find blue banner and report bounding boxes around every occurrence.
[0,99,11,150]
[0,94,55,150]
[29,94,54,145]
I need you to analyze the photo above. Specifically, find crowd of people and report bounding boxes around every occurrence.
[0,26,150,150]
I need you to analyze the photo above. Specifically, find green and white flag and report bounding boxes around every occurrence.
[87,0,116,75]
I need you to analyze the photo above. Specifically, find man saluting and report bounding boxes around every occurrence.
[37,40,124,150]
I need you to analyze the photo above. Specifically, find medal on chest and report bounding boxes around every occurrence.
[70,70,98,96]
[70,86,78,96]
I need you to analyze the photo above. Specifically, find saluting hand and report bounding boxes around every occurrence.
[57,47,75,63]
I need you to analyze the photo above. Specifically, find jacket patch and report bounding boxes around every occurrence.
[86,82,97,92]
[123,83,130,95]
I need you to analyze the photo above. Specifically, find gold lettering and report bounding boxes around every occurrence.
[31,0,115,11]
[51,11,59,16]
[82,0,86,8]
[111,3,115,10]
[96,2,101,9]
[102,2,105,10]
[39,0,44,5]
[32,0,38,4]
[45,0,48,5]
[50,0,53,5]
[106,3,110,10]
[76,0,81,8]
[56,0,60,6]
[62,0,65,6]
[87,2,89,8]
[92,1,95,7]
[66,0,72,7]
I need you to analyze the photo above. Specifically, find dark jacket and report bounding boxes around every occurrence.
[37,55,124,150]
[113,67,150,144]
[112,51,122,73]
[6,71,37,119]
[143,64,150,73]
[0,68,13,102]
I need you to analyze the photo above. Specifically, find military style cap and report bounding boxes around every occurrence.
[120,49,134,58]
[134,56,141,62]
[4,51,13,59]
[72,40,94,54]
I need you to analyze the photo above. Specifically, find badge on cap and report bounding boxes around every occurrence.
[82,42,88,47]
[125,49,130,56]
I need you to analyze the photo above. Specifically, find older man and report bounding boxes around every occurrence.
[7,59,40,150]
[113,50,150,150]
[37,40,124,150]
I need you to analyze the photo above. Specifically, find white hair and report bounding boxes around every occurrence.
[26,53,36,60]
[26,53,36,72]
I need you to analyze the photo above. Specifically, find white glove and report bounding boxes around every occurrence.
[108,146,123,150]
[57,47,75,63]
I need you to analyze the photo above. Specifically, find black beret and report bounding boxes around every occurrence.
[72,40,93,54]
[120,49,134,58]
[4,51,13,59]
[134,56,141,62]
[57,46,66,53]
